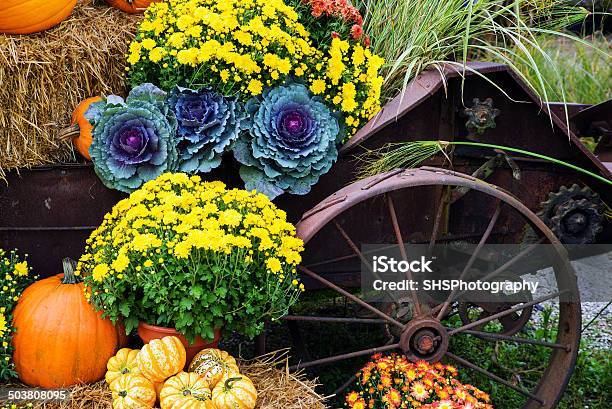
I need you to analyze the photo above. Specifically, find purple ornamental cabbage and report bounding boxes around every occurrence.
[233,83,340,199]
[167,87,244,173]
[86,84,178,193]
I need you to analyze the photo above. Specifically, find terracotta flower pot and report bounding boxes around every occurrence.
[137,322,222,366]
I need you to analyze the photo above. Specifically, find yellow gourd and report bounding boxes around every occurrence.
[188,348,239,388]
[110,374,156,409]
[159,372,214,409]
[211,374,257,409]
[137,336,186,383]
[106,348,141,384]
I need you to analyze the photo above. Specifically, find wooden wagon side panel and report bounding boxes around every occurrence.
[0,165,126,275]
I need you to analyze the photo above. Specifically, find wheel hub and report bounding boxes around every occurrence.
[400,318,448,362]
[562,211,587,234]
[413,330,435,354]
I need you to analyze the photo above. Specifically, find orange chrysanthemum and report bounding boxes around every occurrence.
[344,353,494,409]
[351,398,366,409]
[411,382,430,401]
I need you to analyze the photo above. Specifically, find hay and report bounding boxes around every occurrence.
[31,382,112,409]
[0,0,141,178]
[29,351,328,409]
[238,351,329,409]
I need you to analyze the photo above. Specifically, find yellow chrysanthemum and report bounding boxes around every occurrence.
[92,264,110,282]
[13,261,28,277]
[0,313,7,338]
[266,257,282,273]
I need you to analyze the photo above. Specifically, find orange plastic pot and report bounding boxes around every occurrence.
[137,322,222,366]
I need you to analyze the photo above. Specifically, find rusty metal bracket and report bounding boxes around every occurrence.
[452,154,521,201]
[461,98,501,138]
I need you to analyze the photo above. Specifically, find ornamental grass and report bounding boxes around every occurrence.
[25,351,327,409]
[0,0,141,179]
[360,0,593,103]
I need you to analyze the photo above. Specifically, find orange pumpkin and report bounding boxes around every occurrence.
[160,372,214,409]
[105,0,159,13]
[110,374,157,409]
[188,349,239,388]
[58,96,102,160]
[138,336,186,383]
[0,0,77,35]
[211,375,257,409]
[12,259,122,388]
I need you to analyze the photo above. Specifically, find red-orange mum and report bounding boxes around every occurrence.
[344,353,494,409]
[296,0,367,44]
[411,382,430,401]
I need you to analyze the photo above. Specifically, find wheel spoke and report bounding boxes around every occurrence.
[305,244,399,269]
[437,204,501,320]
[445,352,544,404]
[298,265,405,329]
[386,194,422,315]
[283,315,388,324]
[333,220,390,286]
[448,291,564,336]
[432,239,545,315]
[332,337,396,396]
[428,187,450,252]
[457,329,571,351]
[289,343,400,371]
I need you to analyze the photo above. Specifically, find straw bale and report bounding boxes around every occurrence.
[0,0,141,178]
[26,351,328,409]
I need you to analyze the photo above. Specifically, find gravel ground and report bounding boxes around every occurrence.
[529,251,612,350]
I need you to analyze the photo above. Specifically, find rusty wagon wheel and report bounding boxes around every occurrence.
[286,167,580,409]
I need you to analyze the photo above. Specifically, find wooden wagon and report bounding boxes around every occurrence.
[2,62,610,408]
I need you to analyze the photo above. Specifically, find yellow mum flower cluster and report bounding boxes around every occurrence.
[0,249,36,381]
[127,0,317,97]
[79,173,305,339]
[79,173,304,285]
[308,38,385,137]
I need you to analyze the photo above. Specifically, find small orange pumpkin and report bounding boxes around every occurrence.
[12,259,122,388]
[160,372,214,409]
[138,336,186,383]
[211,375,257,409]
[105,0,159,13]
[188,349,239,388]
[110,374,157,409]
[58,96,102,161]
[0,0,77,35]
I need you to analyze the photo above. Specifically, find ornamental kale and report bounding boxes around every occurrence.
[168,87,244,173]
[233,83,340,199]
[86,84,178,193]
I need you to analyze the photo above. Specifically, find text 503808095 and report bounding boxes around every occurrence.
[0,387,69,403]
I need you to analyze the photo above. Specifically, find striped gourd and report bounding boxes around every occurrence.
[188,348,239,388]
[138,336,186,383]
